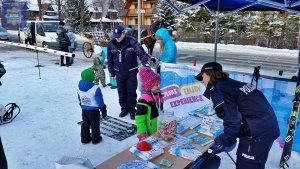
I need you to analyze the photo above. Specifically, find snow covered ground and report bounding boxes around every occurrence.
[0,42,300,169]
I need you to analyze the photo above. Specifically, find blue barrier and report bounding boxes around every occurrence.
[229,72,300,152]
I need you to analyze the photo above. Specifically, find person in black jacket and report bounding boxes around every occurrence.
[107,25,150,120]
[0,137,7,169]
[56,21,71,66]
[195,62,280,169]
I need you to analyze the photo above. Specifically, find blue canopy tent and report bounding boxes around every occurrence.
[164,0,300,65]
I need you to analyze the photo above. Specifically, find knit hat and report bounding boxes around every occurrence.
[139,67,161,91]
[81,68,95,82]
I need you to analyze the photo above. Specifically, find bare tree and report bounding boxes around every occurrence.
[96,0,105,30]
[37,0,42,20]
[57,0,62,20]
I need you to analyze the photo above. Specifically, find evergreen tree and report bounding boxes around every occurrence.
[65,0,90,32]
[154,0,177,35]
[177,6,214,42]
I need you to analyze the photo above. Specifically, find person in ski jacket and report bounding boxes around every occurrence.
[90,40,108,87]
[56,21,71,66]
[90,57,106,87]
[77,68,107,144]
[67,28,76,53]
[195,62,280,169]
[155,28,177,64]
[136,67,163,141]
[107,25,150,120]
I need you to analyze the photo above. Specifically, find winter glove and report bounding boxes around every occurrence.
[100,105,107,119]
[150,57,157,68]
[137,134,149,141]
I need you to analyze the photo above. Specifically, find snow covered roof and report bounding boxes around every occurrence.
[52,5,58,12]
[90,17,112,22]
[43,15,59,19]
[27,4,39,12]
[113,19,123,23]
[88,7,103,13]
[108,9,118,12]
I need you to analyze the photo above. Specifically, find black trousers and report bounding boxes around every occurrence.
[236,137,274,169]
[25,38,33,45]
[59,43,70,65]
[0,137,7,169]
[116,73,138,114]
[81,109,100,143]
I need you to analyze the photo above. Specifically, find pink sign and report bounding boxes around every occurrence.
[161,85,181,101]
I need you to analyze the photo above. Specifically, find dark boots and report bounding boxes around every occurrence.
[130,112,135,120]
[119,111,128,118]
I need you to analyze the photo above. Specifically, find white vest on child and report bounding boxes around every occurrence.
[78,85,98,107]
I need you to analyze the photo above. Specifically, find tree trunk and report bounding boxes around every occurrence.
[37,0,42,20]
[80,0,84,32]
[57,0,61,20]
[279,13,287,49]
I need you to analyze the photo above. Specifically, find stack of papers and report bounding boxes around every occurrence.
[186,132,214,146]
[129,136,168,160]
[188,105,210,117]
[177,115,202,134]
[117,160,163,169]
[169,144,202,161]
[194,115,224,138]
[170,134,193,145]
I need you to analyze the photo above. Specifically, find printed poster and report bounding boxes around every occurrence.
[160,63,210,118]
[1,2,27,29]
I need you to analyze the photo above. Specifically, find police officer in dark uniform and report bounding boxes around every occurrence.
[56,21,71,66]
[107,25,149,120]
[195,62,280,169]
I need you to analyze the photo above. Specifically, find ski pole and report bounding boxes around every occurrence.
[226,152,236,165]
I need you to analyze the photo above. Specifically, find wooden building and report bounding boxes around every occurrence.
[121,0,158,27]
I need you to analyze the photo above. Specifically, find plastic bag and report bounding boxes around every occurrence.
[55,156,94,169]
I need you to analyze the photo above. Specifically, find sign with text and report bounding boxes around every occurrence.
[137,9,146,14]
[160,63,210,118]
[1,2,27,29]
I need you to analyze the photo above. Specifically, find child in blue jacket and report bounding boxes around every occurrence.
[78,68,107,144]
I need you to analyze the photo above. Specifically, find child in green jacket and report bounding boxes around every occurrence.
[91,40,108,87]
[136,67,163,141]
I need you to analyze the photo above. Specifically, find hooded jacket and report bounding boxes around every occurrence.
[208,77,280,146]
[155,28,177,63]
[77,80,105,110]
[56,26,70,46]
[135,94,160,135]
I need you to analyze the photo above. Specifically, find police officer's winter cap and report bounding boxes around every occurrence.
[59,21,65,26]
[195,62,223,81]
[113,25,125,39]
[81,68,95,82]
